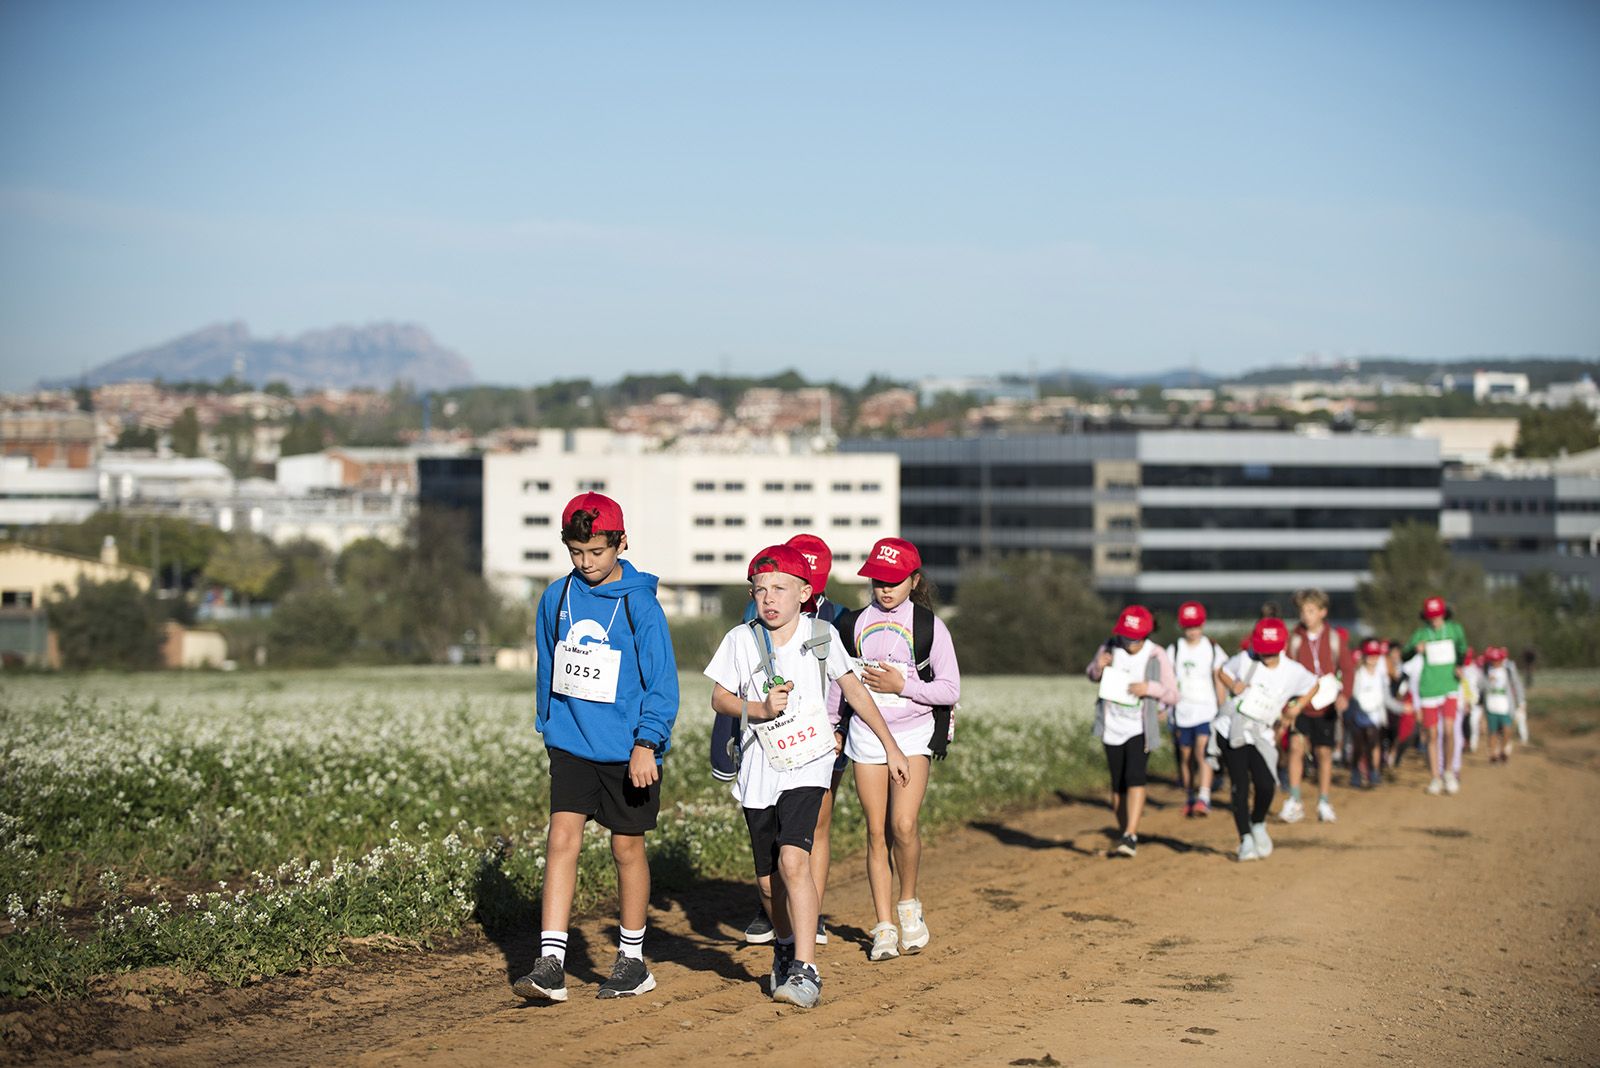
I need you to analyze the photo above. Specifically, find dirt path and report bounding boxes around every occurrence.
[12,731,1600,1067]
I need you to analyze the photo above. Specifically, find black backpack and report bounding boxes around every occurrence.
[836,604,954,760]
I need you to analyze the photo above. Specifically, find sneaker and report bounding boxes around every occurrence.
[772,961,822,1009]
[1193,798,1211,817]
[1182,800,1195,818]
[1279,796,1304,823]
[1114,833,1138,857]
[897,899,930,953]
[596,952,656,999]
[1426,776,1444,796]
[512,954,568,1002]
[769,941,795,995]
[1369,770,1382,787]
[1317,798,1337,823]
[1348,772,1362,789]
[868,921,900,962]
[1444,771,1460,795]
[1250,821,1273,859]
[1237,834,1259,862]
[815,917,828,946]
[744,909,775,944]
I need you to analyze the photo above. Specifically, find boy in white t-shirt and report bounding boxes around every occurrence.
[705,544,909,1009]
[1166,600,1227,818]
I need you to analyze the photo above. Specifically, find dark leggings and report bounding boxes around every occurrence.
[1221,742,1276,837]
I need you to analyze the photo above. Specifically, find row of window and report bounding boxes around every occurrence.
[903,464,1096,489]
[1139,548,1376,571]
[1446,497,1600,515]
[689,550,872,565]
[694,480,884,493]
[1141,464,1440,489]
[904,505,1438,533]
[693,516,883,528]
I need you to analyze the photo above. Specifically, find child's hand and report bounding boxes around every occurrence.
[833,730,846,755]
[886,746,911,786]
[864,661,906,695]
[629,744,660,788]
[1129,681,1149,699]
[1097,650,1114,670]
[760,681,793,719]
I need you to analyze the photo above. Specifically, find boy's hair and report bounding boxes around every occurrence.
[1258,600,1281,619]
[560,509,624,548]
[908,568,939,612]
[1293,588,1330,611]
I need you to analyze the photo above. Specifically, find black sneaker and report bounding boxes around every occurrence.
[744,908,775,944]
[512,954,567,1002]
[596,952,657,999]
[769,940,796,994]
[1114,833,1138,857]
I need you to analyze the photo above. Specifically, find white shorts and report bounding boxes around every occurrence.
[846,714,935,764]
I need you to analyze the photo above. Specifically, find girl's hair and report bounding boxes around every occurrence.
[909,568,939,612]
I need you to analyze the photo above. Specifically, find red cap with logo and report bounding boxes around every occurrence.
[1113,605,1155,640]
[1251,617,1289,655]
[858,537,921,583]
[1485,646,1507,663]
[786,534,833,591]
[748,544,813,584]
[561,492,625,533]
[1421,595,1447,619]
[1177,601,1206,627]
[1361,638,1385,657]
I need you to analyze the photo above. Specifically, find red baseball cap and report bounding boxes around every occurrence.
[1251,617,1289,655]
[748,544,813,585]
[1178,601,1206,627]
[858,537,921,583]
[1486,646,1507,662]
[1421,595,1447,619]
[1361,638,1385,656]
[1113,605,1155,640]
[562,492,624,533]
[786,534,833,591]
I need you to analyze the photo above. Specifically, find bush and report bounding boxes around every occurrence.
[951,554,1111,674]
[45,579,164,671]
[267,591,357,667]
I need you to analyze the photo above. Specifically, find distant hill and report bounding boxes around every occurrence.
[1231,357,1598,390]
[51,321,476,392]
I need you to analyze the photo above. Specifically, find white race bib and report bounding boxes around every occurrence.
[1424,639,1456,667]
[1178,666,1215,705]
[1485,691,1511,715]
[852,658,908,708]
[1098,665,1138,707]
[1355,676,1387,714]
[552,641,621,703]
[1309,674,1341,710]
[752,690,836,771]
[1236,684,1283,724]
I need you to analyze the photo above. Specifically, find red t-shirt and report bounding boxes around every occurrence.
[1288,625,1354,717]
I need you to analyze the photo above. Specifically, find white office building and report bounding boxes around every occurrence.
[483,431,900,614]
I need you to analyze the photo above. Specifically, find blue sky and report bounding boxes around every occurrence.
[1,1,1596,390]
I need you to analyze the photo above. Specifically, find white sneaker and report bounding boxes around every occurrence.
[1251,821,1273,858]
[1237,835,1259,862]
[1444,771,1460,795]
[896,899,929,954]
[1278,796,1305,823]
[1317,798,1337,823]
[1426,777,1444,795]
[868,922,899,962]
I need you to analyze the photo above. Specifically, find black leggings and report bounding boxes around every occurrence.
[1221,742,1276,837]
[1103,737,1149,794]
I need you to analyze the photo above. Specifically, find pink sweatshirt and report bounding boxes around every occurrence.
[828,599,962,729]
[1084,640,1180,707]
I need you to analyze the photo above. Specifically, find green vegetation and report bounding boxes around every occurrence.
[1513,401,1600,458]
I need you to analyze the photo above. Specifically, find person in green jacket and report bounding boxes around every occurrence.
[1401,595,1468,796]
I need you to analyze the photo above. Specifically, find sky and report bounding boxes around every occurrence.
[1,0,1597,391]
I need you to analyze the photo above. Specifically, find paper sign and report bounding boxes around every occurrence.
[1098,665,1138,706]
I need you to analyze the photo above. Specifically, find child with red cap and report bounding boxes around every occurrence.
[518,493,679,1003]
[1402,596,1469,796]
[1165,601,1227,817]
[1348,639,1402,787]
[705,544,909,1008]
[831,536,962,961]
[1087,605,1179,858]
[1215,618,1319,862]
[1481,647,1526,764]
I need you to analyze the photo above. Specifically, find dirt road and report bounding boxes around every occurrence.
[12,730,1600,1067]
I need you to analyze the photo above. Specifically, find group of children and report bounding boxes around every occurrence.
[517,493,961,1009]
[515,490,1528,1007]
[1087,588,1529,863]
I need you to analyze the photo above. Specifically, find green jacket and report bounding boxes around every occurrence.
[1404,620,1467,699]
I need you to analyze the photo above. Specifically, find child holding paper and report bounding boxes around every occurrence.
[1087,605,1179,859]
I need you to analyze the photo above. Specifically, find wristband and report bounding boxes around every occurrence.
[634,738,660,753]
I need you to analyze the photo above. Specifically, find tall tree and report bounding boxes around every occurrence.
[46,579,164,670]
[951,554,1110,673]
[204,534,281,607]
[1514,401,1600,458]
[169,407,202,457]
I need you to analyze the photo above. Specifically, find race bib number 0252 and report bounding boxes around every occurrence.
[552,641,621,703]
[753,692,835,771]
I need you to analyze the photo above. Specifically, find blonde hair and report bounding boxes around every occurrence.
[1293,588,1330,610]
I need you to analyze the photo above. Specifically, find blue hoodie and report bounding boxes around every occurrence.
[535,560,679,762]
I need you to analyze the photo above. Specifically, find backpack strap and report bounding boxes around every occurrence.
[912,604,954,759]
[802,612,832,696]
[833,608,863,738]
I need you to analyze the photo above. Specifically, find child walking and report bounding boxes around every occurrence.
[1402,596,1469,796]
[706,544,909,1008]
[1214,618,1319,862]
[1166,601,1226,817]
[1481,647,1526,763]
[833,537,962,962]
[517,493,679,1003]
[1348,639,1401,786]
[1087,605,1178,859]
[1281,588,1353,824]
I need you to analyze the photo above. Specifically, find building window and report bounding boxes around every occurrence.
[523,515,551,526]
[792,516,813,526]
[861,482,882,492]
[723,516,745,527]
[522,479,551,493]
[763,517,785,527]
[792,481,814,493]
[835,553,851,563]
[831,517,852,527]
[1,590,33,607]
[723,481,745,492]
[861,516,881,527]
[1106,548,1136,562]
[763,481,785,492]
[577,479,606,491]
[522,550,551,562]
[694,516,715,527]
[1109,516,1138,531]
[694,481,715,492]
[831,482,852,492]
[722,552,743,562]
[694,552,715,563]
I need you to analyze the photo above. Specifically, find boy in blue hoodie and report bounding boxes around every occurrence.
[514,493,679,1003]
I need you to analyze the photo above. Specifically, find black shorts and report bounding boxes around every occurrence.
[1103,737,1149,794]
[548,747,661,835]
[743,787,827,877]
[1294,712,1338,749]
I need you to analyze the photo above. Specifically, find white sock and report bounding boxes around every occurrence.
[619,924,646,961]
[540,930,567,965]
[1198,788,1211,803]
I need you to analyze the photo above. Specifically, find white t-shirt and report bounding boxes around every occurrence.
[705,620,852,810]
[1221,652,1318,722]
[1166,636,1227,728]
[1102,642,1155,747]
